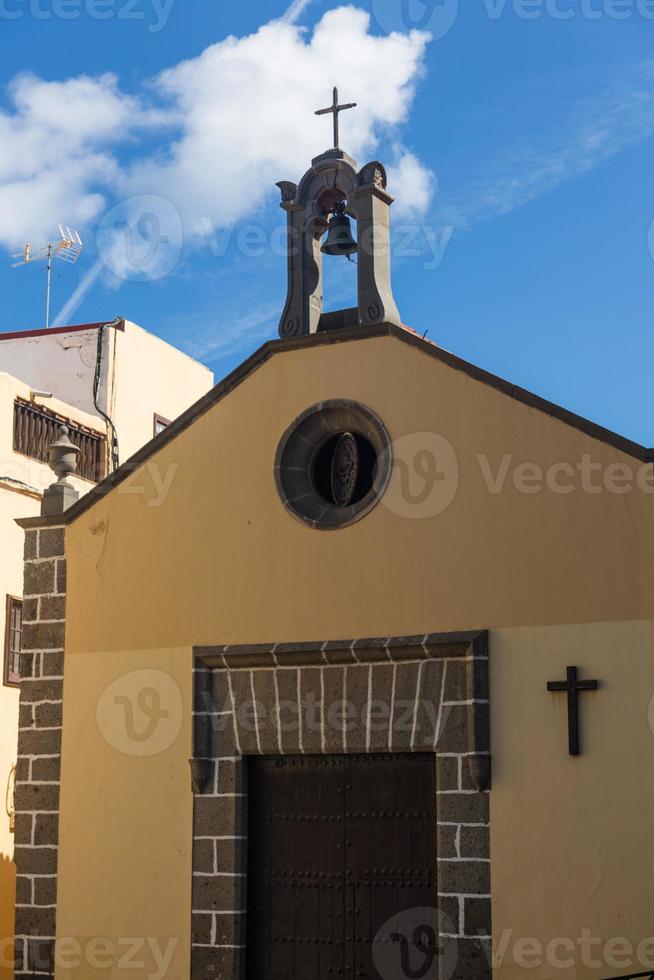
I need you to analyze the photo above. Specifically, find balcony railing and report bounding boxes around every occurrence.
[13,398,106,483]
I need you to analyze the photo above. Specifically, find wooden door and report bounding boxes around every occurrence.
[246,753,438,979]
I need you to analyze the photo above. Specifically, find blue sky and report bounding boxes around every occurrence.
[0,0,653,444]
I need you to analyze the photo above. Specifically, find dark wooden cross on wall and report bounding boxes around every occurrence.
[315,87,357,150]
[547,666,599,756]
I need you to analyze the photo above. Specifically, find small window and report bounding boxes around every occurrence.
[153,414,171,437]
[4,596,22,687]
[274,400,393,530]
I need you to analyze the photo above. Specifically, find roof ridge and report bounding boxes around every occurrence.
[18,322,652,529]
[0,319,125,342]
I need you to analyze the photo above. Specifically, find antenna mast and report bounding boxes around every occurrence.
[12,225,84,329]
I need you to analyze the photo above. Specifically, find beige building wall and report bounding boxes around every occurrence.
[0,327,107,419]
[55,334,654,977]
[0,319,214,469]
[109,320,214,463]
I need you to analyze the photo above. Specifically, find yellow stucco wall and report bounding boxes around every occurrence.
[65,336,654,654]
[56,334,654,977]
[491,620,654,978]
[55,648,192,980]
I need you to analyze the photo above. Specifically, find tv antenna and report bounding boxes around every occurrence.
[11,225,83,329]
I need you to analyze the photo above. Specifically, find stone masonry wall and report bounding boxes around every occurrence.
[190,632,491,980]
[13,523,66,979]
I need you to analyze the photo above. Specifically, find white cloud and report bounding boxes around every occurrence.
[0,73,138,246]
[387,149,435,218]
[7,72,137,149]
[0,6,433,255]
[128,7,432,232]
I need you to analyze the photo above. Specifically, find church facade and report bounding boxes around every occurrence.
[11,138,654,980]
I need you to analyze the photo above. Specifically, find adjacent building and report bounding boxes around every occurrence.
[0,319,212,976]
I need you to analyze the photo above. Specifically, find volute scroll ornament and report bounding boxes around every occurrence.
[281,315,301,338]
[358,161,388,192]
[277,181,298,205]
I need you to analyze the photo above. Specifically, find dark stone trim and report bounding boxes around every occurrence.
[18,324,651,531]
[467,632,491,791]
[317,307,359,332]
[189,758,213,795]
[196,630,485,668]
[190,631,491,980]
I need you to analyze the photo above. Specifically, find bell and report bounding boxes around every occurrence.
[321,203,358,257]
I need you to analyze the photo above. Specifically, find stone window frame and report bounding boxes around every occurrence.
[274,399,393,531]
[190,631,491,980]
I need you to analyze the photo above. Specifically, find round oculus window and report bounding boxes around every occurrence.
[274,400,392,530]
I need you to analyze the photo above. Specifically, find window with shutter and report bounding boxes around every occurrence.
[4,596,22,687]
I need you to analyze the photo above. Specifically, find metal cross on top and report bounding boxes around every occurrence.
[547,666,600,756]
[315,87,357,150]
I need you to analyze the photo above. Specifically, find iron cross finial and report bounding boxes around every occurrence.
[315,86,357,150]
